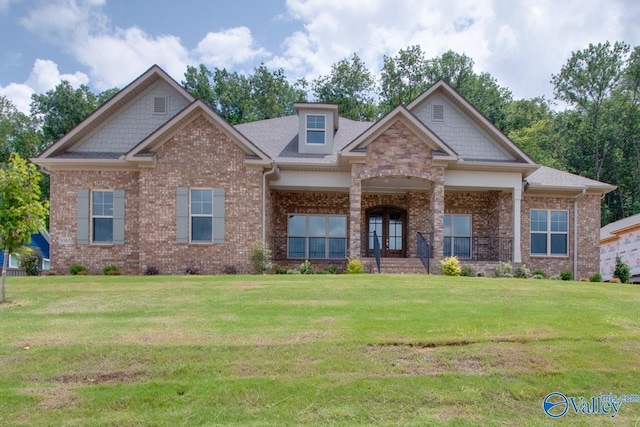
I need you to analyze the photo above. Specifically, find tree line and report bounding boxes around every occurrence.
[1,42,639,225]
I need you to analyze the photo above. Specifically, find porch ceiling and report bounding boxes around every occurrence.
[362,177,431,193]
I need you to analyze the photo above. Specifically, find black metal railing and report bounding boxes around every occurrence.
[372,230,381,273]
[443,236,512,261]
[271,236,348,260]
[416,231,432,273]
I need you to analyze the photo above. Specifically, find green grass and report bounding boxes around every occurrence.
[1,274,639,426]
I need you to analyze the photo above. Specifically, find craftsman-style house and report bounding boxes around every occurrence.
[33,65,614,276]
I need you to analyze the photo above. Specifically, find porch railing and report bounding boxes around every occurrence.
[416,232,432,273]
[271,236,348,261]
[444,236,512,262]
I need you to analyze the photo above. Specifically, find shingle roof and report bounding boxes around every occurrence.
[234,116,372,164]
[525,166,616,192]
[600,213,640,241]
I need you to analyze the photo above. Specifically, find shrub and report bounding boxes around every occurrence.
[223,265,238,275]
[69,264,88,275]
[610,277,622,284]
[549,274,561,280]
[533,269,546,278]
[318,266,337,275]
[17,248,42,276]
[345,257,365,274]
[439,256,461,276]
[494,262,512,278]
[274,265,289,275]
[102,265,120,275]
[614,255,631,283]
[532,274,544,280]
[184,266,200,275]
[560,271,573,281]
[477,271,486,277]
[286,269,300,274]
[460,265,475,277]
[589,273,603,283]
[250,241,272,274]
[514,264,531,279]
[145,265,159,275]
[299,260,314,275]
[580,277,589,282]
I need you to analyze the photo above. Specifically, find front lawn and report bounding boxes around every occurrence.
[1,274,639,425]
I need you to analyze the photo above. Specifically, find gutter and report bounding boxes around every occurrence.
[262,163,279,242]
[573,188,587,280]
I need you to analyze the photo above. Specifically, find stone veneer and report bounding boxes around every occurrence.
[349,120,445,261]
[49,115,264,274]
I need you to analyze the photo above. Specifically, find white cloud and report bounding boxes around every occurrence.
[194,27,270,69]
[0,59,89,114]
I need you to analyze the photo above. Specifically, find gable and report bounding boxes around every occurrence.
[70,80,191,154]
[412,93,514,161]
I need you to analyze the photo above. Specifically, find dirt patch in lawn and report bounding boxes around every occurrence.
[51,369,148,385]
[24,387,79,410]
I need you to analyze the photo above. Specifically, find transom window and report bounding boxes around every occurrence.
[92,191,113,243]
[191,189,213,243]
[306,115,326,144]
[444,214,471,259]
[288,214,346,259]
[531,210,568,256]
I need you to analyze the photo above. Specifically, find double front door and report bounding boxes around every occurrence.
[366,207,406,258]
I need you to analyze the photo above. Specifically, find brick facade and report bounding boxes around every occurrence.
[49,115,264,275]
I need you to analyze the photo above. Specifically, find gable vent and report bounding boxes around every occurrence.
[432,104,444,121]
[153,97,167,115]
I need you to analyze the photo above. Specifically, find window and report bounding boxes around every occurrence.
[8,254,21,269]
[191,189,213,243]
[288,214,347,259]
[92,191,113,243]
[444,214,471,258]
[306,115,326,144]
[531,210,568,256]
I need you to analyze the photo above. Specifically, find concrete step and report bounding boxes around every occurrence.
[362,257,428,274]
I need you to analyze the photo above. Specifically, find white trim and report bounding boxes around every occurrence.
[8,254,21,269]
[189,188,214,244]
[305,114,327,145]
[530,209,569,257]
[287,214,347,259]
[91,190,114,244]
[443,214,472,259]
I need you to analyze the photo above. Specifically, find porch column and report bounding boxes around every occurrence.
[349,166,362,258]
[430,179,444,261]
[513,187,522,263]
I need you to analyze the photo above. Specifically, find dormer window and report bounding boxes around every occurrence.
[306,115,326,144]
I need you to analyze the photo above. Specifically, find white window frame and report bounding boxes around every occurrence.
[190,188,214,243]
[287,214,347,259]
[305,114,326,145]
[444,214,472,259]
[91,190,114,244]
[530,209,569,257]
[8,254,21,269]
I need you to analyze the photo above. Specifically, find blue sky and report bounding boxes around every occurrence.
[1,0,640,114]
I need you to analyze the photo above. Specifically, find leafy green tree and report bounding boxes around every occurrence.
[30,81,99,147]
[182,64,215,108]
[249,64,307,120]
[211,68,253,124]
[379,45,429,113]
[0,153,49,302]
[551,41,630,181]
[0,96,44,164]
[312,53,378,121]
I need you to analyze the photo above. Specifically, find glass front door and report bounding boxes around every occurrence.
[366,207,406,258]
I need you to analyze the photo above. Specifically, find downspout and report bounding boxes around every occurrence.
[573,188,586,280]
[262,163,279,243]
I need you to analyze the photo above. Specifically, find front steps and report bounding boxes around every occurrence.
[362,257,428,274]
